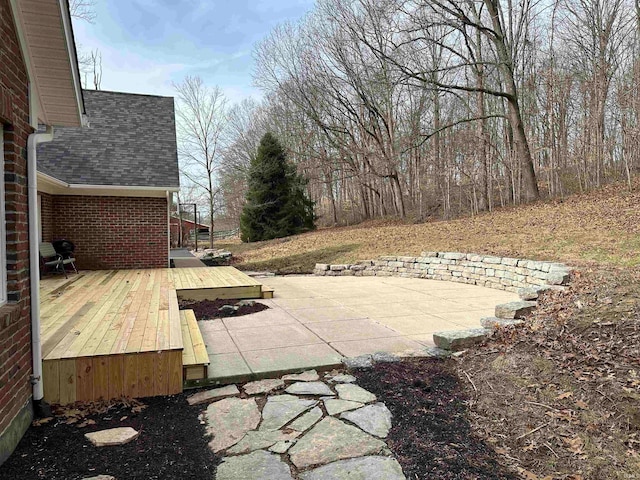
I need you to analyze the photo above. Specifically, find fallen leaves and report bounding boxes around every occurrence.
[555,391,573,400]
[574,400,589,410]
[41,397,149,428]
[562,436,584,455]
[32,417,53,427]
[460,267,640,479]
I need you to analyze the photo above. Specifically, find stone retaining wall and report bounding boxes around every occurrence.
[314,252,570,293]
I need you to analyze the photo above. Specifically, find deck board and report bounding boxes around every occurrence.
[170,266,262,290]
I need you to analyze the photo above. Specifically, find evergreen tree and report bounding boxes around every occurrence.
[240,133,315,242]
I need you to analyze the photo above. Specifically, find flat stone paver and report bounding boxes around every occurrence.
[272,297,342,310]
[201,329,238,355]
[205,398,261,452]
[204,276,516,384]
[288,417,387,469]
[330,336,425,357]
[222,308,298,330]
[341,403,392,438]
[328,374,356,383]
[335,384,377,404]
[216,450,293,480]
[187,385,239,405]
[227,430,300,454]
[285,381,333,396]
[244,379,285,395]
[305,319,402,342]
[282,369,319,382]
[242,344,343,374]
[207,352,251,381]
[289,406,323,432]
[85,427,139,447]
[269,439,297,453]
[288,306,366,323]
[299,456,405,480]
[324,399,363,416]
[259,395,317,431]
[229,323,324,352]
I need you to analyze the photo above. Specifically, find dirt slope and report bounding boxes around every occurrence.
[222,183,640,274]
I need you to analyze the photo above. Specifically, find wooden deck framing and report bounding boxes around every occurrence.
[40,267,266,404]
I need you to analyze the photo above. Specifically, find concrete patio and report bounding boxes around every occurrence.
[199,275,518,383]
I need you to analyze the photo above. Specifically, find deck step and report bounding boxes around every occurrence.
[261,286,275,299]
[180,310,209,381]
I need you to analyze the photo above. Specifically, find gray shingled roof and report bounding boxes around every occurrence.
[37,90,179,188]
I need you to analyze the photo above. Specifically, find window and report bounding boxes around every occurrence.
[0,126,7,305]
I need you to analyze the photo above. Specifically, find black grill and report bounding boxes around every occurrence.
[52,239,75,258]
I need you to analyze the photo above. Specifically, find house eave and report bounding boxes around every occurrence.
[37,172,179,197]
[10,0,85,128]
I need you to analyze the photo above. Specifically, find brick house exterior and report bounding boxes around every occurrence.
[40,194,168,270]
[37,90,180,270]
[0,0,85,466]
[0,0,36,461]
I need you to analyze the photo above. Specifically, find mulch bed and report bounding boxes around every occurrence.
[178,298,269,319]
[0,394,218,480]
[353,358,518,479]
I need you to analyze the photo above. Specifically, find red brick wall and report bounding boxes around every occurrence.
[0,0,36,451]
[52,196,168,270]
[39,192,53,242]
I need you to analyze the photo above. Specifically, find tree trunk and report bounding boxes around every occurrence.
[484,0,539,202]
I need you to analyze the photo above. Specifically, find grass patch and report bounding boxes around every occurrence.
[233,243,360,274]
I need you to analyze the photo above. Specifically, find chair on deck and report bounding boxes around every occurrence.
[39,242,77,278]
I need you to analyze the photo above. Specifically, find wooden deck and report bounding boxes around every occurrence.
[170,266,263,301]
[40,266,266,404]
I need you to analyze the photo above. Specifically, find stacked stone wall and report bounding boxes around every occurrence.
[314,252,570,293]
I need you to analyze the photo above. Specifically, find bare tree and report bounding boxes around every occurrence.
[69,0,96,23]
[173,76,228,249]
[560,0,634,187]
[69,0,103,89]
[236,0,640,227]
[88,49,102,90]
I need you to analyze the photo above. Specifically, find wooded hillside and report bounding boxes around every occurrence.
[220,0,640,227]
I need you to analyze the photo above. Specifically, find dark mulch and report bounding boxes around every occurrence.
[178,298,269,319]
[0,394,218,480]
[353,358,518,480]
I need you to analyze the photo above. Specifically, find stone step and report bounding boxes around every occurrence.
[495,301,536,319]
[480,317,524,330]
[518,286,543,300]
[432,328,489,351]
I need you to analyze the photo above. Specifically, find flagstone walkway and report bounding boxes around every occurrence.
[195,369,406,480]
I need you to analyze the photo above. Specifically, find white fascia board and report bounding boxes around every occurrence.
[36,172,180,196]
[58,0,85,124]
[37,171,69,188]
[67,184,180,192]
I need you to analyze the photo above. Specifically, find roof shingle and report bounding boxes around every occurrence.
[37,90,180,188]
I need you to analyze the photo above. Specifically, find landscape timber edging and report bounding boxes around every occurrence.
[313,252,571,294]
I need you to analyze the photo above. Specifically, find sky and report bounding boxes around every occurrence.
[72,0,315,103]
